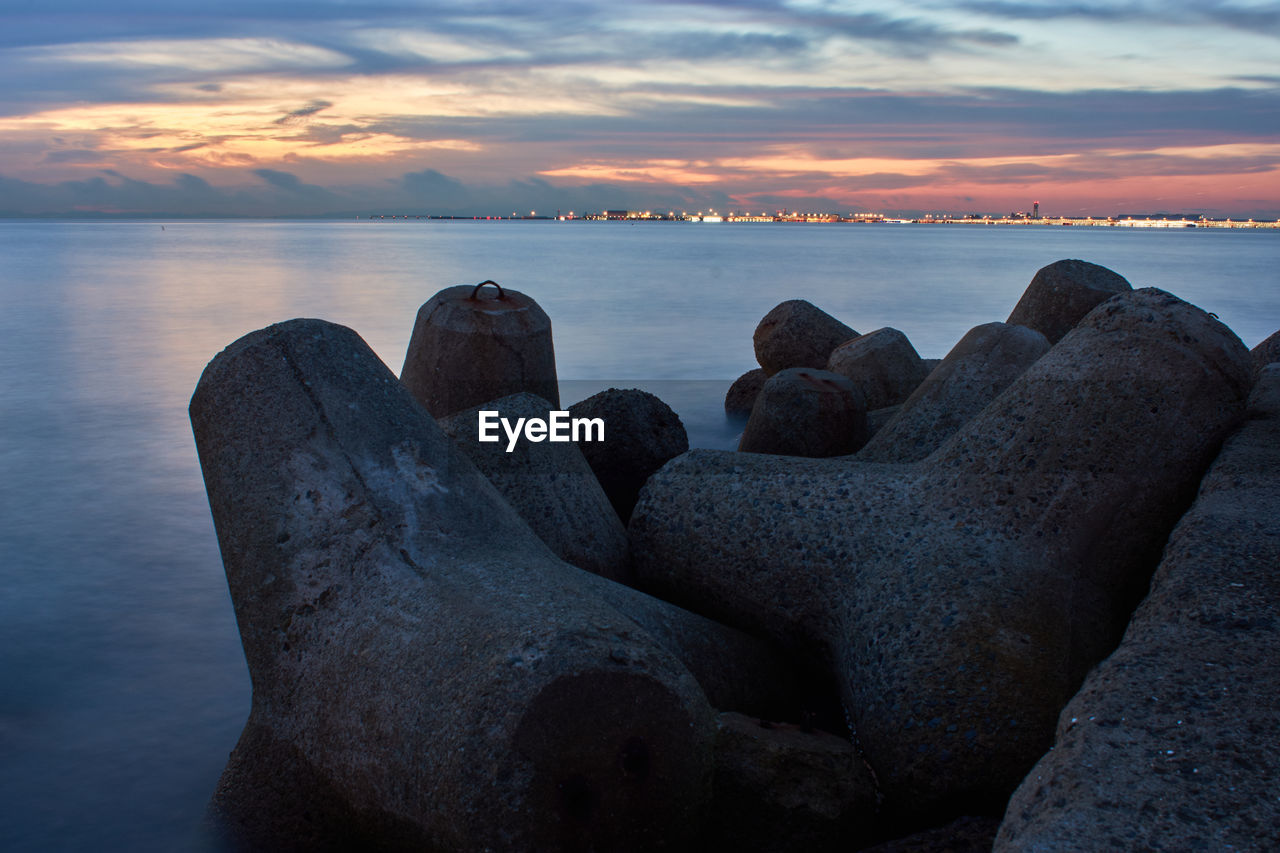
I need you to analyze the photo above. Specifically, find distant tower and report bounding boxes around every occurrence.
[1033,200,1040,219]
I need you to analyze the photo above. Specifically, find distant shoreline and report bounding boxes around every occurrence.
[3,215,1276,229]
[359,213,1280,229]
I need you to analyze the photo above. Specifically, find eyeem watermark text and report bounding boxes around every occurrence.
[478,410,605,452]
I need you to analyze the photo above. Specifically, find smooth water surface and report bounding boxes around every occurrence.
[1,220,1275,850]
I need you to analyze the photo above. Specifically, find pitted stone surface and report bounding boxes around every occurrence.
[754,299,858,375]
[631,289,1252,818]
[1006,259,1131,344]
[401,282,559,416]
[569,388,688,524]
[739,368,869,458]
[440,392,630,582]
[825,327,928,411]
[192,319,805,850]
[859,323,1049,463]
[995,366,1280,852]
[1252,328,1280,382]
[866,405,901,439]
[725,368,769,416]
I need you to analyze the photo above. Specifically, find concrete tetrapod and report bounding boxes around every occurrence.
[401,280,559,417]
[191,319,808,851]
[568,388,688,524]
[1006,259,1131,345]
[705,712,878,851]
[825,327,929,411]
[738,368,868,458]
[630,289,1252,819]
[995,365,1280,851]
[1252,328,1280,382]
[753,299,858,375]
[440,393,630,583]
[858,323,1049,464]
[724,368,769,417]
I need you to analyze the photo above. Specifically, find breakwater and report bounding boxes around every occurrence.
[192,260,1278,850]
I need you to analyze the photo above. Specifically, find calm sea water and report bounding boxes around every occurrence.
[1,220,1275,850]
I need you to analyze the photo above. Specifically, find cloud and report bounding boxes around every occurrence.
[0,165,740,218]
[252,168,331,196]
[643,0,1020,55]
[807,11,1018,52]
[399,168,736,216]
[1,156,1277,220]
[41,148,105,163]
[175,172,214,192]
[23,37,352,73]
[960,0,1280,37]
[2,3,1278,218]
[382,84,1279,164]
[958,1,1139,21]
[403,168,470,200]
[273,99,333,125]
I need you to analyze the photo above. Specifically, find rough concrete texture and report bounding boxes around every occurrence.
[631,289,1252,818]
[704,712,879,852]
[826,327,929,411]
[569,388,688,524]
[739,368,868,458]
[192,319,810,850]
[866,405,901,439]
[859,323,1050,463]
[401,282,559,417]
[1006,259,1132,344]
[725,367,768,416]
[1252,328,1280,382]
[995,365,1280,852]
[753,299,858,375]
[440,392,630,582]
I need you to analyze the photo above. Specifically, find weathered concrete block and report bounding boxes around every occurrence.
[1252,328,1280,383]
[440,393,630,582]
[825,327,928,411]
[1006,259,1131,344]
[754,300,858,375]
[401,280,559,417]
[866,405,901,439]
[725,368,769,417]
[859,323,1049,463]
[703,712,879,852]
[192,319,808,850]
[995,365,1280,852]
[738,368,868,458]
[631,290,1251,819]
[569,388,688,524]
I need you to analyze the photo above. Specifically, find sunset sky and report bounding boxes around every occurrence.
[2,0,1278,217]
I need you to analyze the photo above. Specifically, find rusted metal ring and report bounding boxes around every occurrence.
[470,280,505,300]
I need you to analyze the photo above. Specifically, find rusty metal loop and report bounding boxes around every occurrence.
[470,280,505,300]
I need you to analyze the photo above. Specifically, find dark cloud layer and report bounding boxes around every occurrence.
[962,0,1280,35]
[366,85,1280,160]
[3,152,1277,219]
[273,100,333,125]
[0,167,742,218]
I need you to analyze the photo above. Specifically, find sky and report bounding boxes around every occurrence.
[1,0,1278,218]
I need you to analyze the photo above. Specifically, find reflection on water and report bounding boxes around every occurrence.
[0,220,1275,850]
